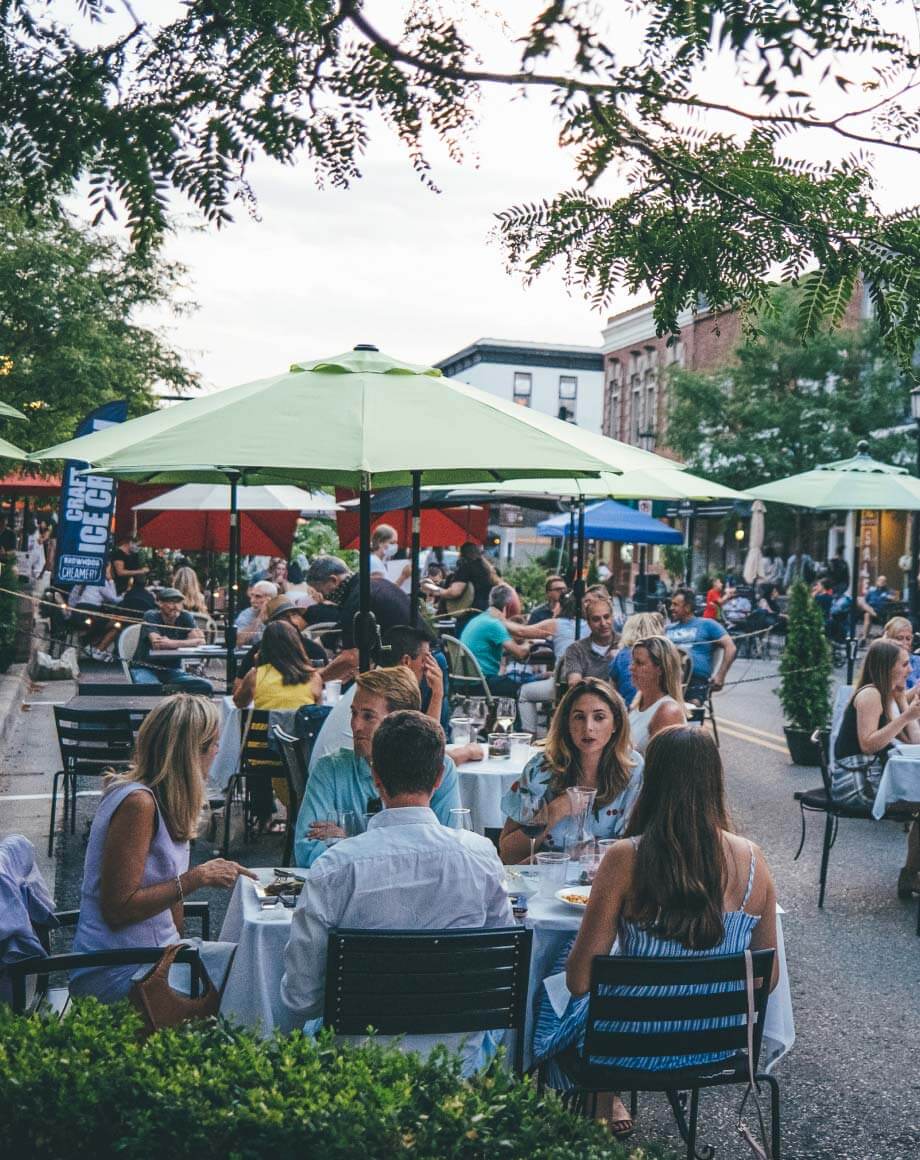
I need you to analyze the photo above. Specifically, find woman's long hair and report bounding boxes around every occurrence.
[852,638,903,705]
[105,694,218,842]
[171,566,208,613]
[459,540,499,588]
[259,620,315,686]
[632,635,686,714]
[623,726,731,950]
[544,678,635,808]
[620,611,666,647]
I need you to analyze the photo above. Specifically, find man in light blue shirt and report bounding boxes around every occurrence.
[281,710,513,1073]
[294,666,461,866]
[665,586,736,704]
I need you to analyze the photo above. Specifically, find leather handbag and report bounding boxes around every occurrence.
[736,949,772,1160]
[129,942,220,1038]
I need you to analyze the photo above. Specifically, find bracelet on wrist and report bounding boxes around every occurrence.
[175,873,184,904]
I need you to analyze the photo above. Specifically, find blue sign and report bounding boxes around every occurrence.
[53,401,127,587]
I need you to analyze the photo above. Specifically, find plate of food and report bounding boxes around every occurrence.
[555,886,591,909]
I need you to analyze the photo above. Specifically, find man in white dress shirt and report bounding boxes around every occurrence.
[280,710,514,1072]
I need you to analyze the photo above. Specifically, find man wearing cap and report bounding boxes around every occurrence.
[132,588,213,693]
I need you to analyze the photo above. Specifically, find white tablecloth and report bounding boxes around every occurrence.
[218,869,795,1074]
[456,746,538,833]
[873,753,920,819]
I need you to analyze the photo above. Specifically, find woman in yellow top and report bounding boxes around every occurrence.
[232,620,322,709]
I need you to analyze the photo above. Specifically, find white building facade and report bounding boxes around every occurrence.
[435,338,606,434]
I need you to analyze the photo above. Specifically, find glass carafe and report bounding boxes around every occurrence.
[564,786,598,882]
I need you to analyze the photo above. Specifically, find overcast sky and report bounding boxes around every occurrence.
[109,1,920,393]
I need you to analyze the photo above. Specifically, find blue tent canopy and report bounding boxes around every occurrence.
[536,499,683,545]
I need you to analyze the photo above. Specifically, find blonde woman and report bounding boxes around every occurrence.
[609,611,667,705]
[882,616,920,691]
[627,635,687,752]
[171,565,208,614]
[499,678,643,864]
[70,695,256,1003]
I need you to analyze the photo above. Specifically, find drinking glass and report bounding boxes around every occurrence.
[495,697,516,733]
[323,679,342,706]
[518,794,548,864]
[535,851,568,896]
[448,807,475,833]
[509,731,532,763]
[337,810,359,838]
[468,697,488,739]
[449,716,472,746]
[488,731,511,759]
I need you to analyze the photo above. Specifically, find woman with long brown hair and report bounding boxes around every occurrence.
[533,726,778,1136]
[499,678,642,864]
[232,619,322,710]
[833,637,920,895]
[627,634,686,752]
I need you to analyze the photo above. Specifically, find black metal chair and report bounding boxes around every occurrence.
[271,724,311,866]
[49,706,137,855]
[324,927,533,1074]
[6,902,210,1016]
[544,950,779,1160]
[677,649,720,746]
[794,728,916,909]
[221,710,292,857]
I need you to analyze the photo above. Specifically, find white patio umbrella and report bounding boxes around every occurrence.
[743,500,767,585]
[133,484,339,516]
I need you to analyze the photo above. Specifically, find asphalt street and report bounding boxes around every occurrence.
[3,653,920,1160]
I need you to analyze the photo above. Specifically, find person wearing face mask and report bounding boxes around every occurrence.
[369,524,411,586]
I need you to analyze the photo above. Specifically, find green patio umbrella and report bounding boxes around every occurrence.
[0,435,27,459]
[0,401,26,421]
[749,441,920,679]
[34,345,646,673]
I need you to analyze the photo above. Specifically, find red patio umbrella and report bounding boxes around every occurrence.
[136,507,299,556]
[336,505,488,550]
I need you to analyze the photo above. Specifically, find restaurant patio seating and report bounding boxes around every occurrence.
[49,706,135,855]
[324,926,533,1075]
[271,724,310,866]
[117,623,143,681]
[221,710,293,858]
[440,634,495,708]
[676,648,720,746]
[795,728,916,909]
[542,950,780,1160]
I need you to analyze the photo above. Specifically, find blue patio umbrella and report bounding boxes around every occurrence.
[536,499,683,544]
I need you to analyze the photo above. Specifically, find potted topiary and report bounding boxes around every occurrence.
[778,579,832,765]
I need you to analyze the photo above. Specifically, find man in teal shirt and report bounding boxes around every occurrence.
[460,583,537,696]
[294,666,461,866]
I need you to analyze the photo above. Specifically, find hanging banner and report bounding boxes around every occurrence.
[53,400,127,587]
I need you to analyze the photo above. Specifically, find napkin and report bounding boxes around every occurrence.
[543,971,573,1019]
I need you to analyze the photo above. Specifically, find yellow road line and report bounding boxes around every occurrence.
[718,724,789,755]
[719,716,786,743]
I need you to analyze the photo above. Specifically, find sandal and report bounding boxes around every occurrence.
[608,1116,635,1140]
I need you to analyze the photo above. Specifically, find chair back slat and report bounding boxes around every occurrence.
[54,706,135,773]
[440,635,494,704]
[239,710,284,774]
[324,927,532,1072]
[583,951,774,1074]
[272,726,309,800]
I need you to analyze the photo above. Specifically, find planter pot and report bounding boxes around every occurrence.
[783,725,821,766]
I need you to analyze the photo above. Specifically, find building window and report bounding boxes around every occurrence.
[558,375,577,422]
[513,372,532,406]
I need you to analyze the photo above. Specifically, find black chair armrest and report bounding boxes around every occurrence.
[53,910,80,927]
[7,945,205,1014]
[182,900,210,941]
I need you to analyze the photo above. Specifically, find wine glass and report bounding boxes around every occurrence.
[467,697,488,740]
[518,793,548,865]
[448,807,475,833]
[495,697,516,733]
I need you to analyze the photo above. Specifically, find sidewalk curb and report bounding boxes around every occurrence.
[0,662,29,753]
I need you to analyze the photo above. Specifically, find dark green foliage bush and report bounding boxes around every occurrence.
[0,555,18,672]
[0,1001,669,1159]
[778,580,832,732]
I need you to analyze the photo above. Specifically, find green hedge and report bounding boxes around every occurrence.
[0,1002,671,1159]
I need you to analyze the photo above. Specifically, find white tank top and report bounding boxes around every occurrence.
[629,695,677,754]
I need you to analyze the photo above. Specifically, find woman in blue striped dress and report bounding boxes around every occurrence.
[533,726,779,1138]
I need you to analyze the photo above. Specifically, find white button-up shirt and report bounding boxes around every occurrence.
[280,806,515,1072]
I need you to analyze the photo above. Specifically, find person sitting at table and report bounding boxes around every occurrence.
[233,596,328,689]
[171,565,208,614]
[665,587,736,705]
[559,591,618,686]
[281,710,513,1071]
[528,574,568,626]
[608,611,666,707]
[499,678,643,864]
[832,638,920,897]
[232,620,323,710]
[460,584,548,698]
[882,617,920,691]
[368,523,412,587]
[70,694,256,1003]
[293,667,462,867]
[303,555,350,625]
[132,587,213,693]
[532,726,778,1138]
[627,635,687,753]
[424,540,499,612]
[307,625,481,770]
[69,566,122,661]
[234,580,278,647]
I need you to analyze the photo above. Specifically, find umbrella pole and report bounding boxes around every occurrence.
[846,510,862,684]
[358,480,373,673]
[574,499,586,638]
[226,471,240,692]
[410,471,421,628]
[566,509,576,584]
